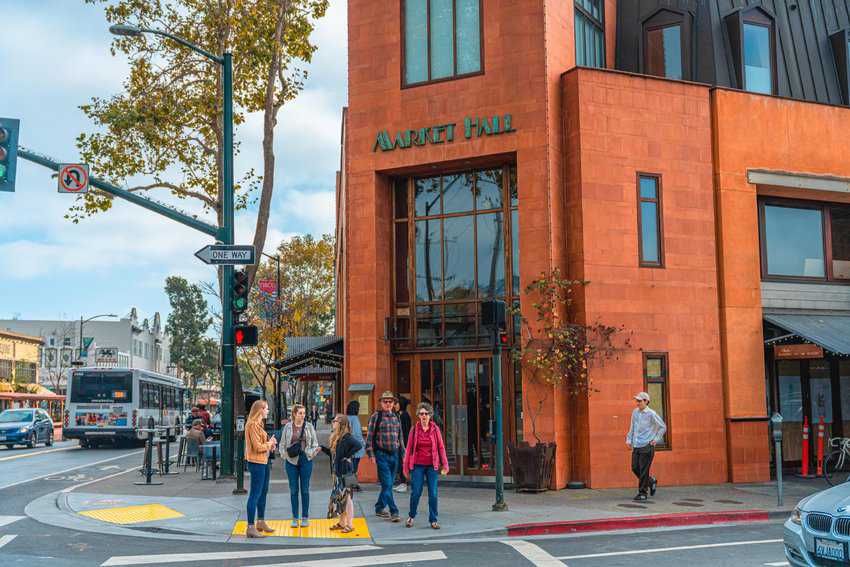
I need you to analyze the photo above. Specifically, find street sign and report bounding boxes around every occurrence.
[57,163,90,193]
[258,279,276,294]
[83,337,94,350]
[194,244,256,265]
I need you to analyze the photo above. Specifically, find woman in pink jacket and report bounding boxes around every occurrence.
[402,402,449,529]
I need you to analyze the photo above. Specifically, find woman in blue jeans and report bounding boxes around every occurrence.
[281,404,320,527]
[244,400,277,538]
[402,402,449,529]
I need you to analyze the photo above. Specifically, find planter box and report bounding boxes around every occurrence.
[508,441,556,492]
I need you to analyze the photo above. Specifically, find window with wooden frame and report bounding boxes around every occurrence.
[758,198,850,282]
[402,0,483,87]
[725,7,775,95]
[575,0,605,68]
[391,165,519,350]
[643,352,670,449]
[637,174,664,267]
[643,9,690,80]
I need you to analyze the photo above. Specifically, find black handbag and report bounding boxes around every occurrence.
[286,423,306,458]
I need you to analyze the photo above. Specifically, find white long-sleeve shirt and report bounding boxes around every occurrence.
[626,407,667,448]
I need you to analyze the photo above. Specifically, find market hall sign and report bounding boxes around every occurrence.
[373,114,516,152]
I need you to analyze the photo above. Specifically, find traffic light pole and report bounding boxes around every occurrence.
[492,330,508,512]
[220,51,235,477]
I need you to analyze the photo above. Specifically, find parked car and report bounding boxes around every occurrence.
[785,482,850,566]
[0,408,55,449]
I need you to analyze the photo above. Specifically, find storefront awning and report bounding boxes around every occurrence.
[764,313,850,355]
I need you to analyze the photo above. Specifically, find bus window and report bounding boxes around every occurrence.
[71,372,133,403]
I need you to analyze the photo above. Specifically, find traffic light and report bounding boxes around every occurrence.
[232,270,249,314]
[234,324,258,347]
[481,299,507,331]
[0,117,20,193]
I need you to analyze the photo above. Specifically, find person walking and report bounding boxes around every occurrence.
[244,400,277,538]
[282,404,320,528]
[365,390,404,522]
[329,413,363,534]
[626,391,667,501]
[345,400,366,477]
[393,398,412,493]
[402,402,449,529]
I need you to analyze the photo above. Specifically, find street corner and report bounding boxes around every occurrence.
[230,517,371,540]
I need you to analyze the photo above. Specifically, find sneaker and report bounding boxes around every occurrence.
[375,509,390,519]
[301,518,310,527]
[633,493,647,502]
[650,477,658,496]
[390,514,401,523]
[393,483,408,493]
[290,518,300,528]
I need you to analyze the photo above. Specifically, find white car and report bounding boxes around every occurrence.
[785,483,850,565]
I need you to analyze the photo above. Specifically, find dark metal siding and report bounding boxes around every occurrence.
[616,0,850,105]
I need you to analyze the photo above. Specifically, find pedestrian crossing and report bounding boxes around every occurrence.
[0,515,24,528]
[102,546,446,566]
[0,535,17,549]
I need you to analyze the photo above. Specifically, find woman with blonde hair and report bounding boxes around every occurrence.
[281,403,320,527]
[244,400,277,538]
[329,413,362,533]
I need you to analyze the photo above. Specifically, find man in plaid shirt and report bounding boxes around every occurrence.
[366,390,404,522]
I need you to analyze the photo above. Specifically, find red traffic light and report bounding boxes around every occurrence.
[499,331,509,345]
[234,324,258,347]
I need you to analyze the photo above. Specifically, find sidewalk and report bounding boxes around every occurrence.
[25,436,824,545]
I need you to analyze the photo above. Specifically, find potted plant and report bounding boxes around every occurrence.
[508,268,629,491]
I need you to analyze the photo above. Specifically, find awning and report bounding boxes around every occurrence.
[764,313,850,355]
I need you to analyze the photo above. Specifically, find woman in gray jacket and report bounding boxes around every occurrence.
[282,404,320,527]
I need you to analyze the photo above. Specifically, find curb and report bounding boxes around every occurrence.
[506,510,775,536]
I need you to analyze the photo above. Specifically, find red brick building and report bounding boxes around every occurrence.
[336,0,850,488]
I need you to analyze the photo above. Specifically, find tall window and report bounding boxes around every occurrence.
[404,0,482,86]
[743,10,774,94]
[575,0,605,68]
[637,174,664,267]
[392,165,519,349]
[759,199,850,281]
[643,353,670,449]
[644,10,688,80]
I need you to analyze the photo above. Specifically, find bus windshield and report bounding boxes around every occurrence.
[71,372,133,403]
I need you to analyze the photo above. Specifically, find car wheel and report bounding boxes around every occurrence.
[46,432,54,447]
[27,433,36,449]
[80,439,90,449]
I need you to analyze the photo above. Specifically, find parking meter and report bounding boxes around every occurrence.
[771,412,783,506]
[236,415,245,434]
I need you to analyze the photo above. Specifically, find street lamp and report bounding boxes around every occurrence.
[108,23,236,477]
[78,313,118,365]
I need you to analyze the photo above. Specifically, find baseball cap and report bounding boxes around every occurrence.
[634,391,651,402]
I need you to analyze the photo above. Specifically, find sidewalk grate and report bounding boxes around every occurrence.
[78,504,184,525]
[231,518,370,539]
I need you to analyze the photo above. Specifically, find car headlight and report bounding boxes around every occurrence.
[19,426,30,433]
[791,507,802,525]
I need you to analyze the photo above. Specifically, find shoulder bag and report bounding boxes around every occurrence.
[286,423,306,458]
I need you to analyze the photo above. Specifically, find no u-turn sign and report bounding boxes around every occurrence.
[58,163,89,193]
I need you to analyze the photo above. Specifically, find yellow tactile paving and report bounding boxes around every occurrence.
[78,503,184,525]
[231,518,370,539]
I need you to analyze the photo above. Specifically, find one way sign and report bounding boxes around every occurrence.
[194,244,256,265]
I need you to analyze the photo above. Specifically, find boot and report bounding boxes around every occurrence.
[246,525,266,538]
[256,520,275,533]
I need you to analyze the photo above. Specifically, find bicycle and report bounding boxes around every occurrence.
[824,437,850,486]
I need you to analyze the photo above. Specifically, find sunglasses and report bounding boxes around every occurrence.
[418,412,430,416]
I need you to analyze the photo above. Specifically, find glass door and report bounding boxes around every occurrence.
[417,356,460,473]
[462,354,495,475]
[777,360,802,462]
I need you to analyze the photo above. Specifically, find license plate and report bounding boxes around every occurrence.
[816,538,846,561]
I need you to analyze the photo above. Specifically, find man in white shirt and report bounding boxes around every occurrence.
[626,391,667,501]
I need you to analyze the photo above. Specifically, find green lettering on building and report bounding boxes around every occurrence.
[374,114,516,152]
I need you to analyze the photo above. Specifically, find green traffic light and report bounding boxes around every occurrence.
[233,297,247,310]
[0,163,5,181]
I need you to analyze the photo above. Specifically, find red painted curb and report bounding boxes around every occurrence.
[506,510,771,536]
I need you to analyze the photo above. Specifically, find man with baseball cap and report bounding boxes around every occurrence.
[626,391,667,501]
[366,390,405,522]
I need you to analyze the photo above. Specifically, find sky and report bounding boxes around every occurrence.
[0,0,346,324]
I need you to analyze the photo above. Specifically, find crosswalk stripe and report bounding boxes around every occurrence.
[245,551,447,567]
[0,535,17,549]
[556,539,783,560]
[764,562,789,566]
[101,545,381,566]
[0,516,24,528]
[501,540,566,566]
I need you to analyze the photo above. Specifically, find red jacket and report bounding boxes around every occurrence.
[403,421,449,475]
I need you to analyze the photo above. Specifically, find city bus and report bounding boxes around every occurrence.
[64,367,186,447]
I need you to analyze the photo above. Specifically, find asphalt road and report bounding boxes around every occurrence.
[0,442,792,566]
